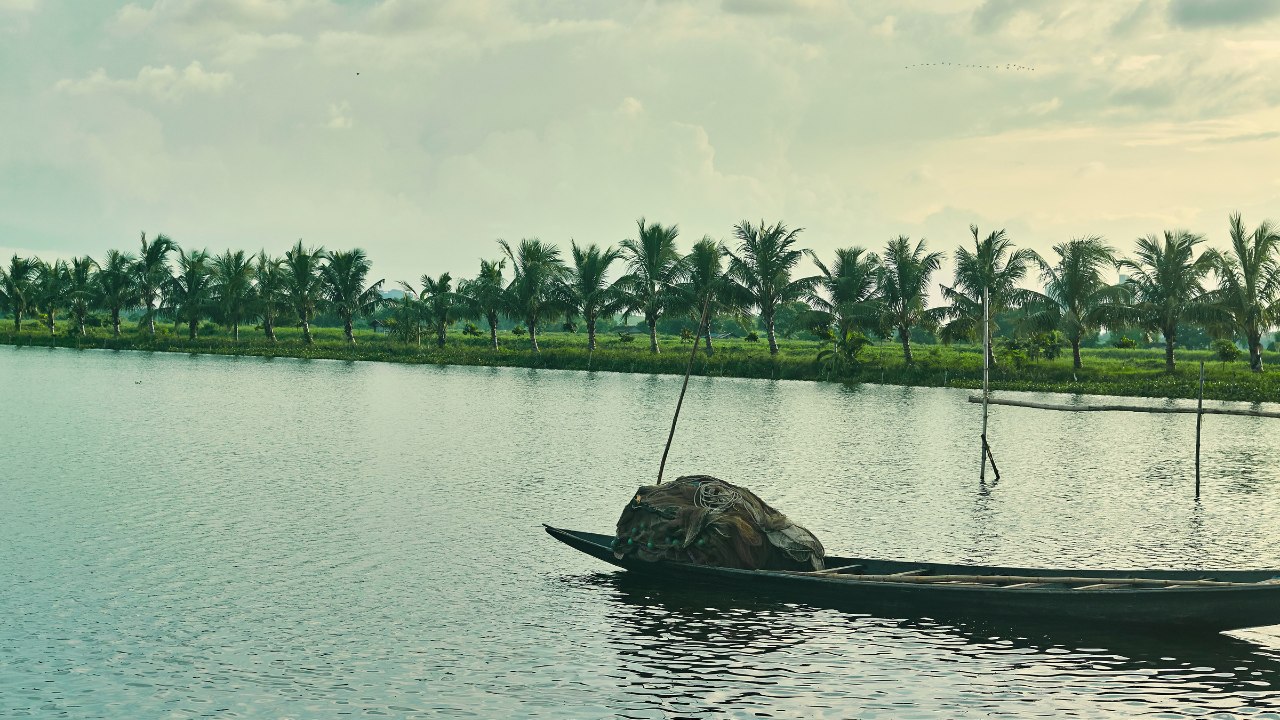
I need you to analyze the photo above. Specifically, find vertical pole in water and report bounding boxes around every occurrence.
[981,287,990,480]
[1195,360,1205,499]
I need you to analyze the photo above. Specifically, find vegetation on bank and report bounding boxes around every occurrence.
[3,212,1279,397]
[6,323,1280,404]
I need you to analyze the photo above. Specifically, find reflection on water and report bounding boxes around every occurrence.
[4,346,1280,718]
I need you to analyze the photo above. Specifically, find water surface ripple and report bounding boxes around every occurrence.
[4,347,1280,718]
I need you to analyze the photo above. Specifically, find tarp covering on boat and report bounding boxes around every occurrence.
[610,475,825,571]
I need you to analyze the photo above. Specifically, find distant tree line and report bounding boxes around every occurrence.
[1,213,1277,372]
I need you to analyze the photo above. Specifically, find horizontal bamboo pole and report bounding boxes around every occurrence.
[784,571,1264,587]
[967,396,1280,419]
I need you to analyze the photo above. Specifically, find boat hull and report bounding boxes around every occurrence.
[546,525,1280,632]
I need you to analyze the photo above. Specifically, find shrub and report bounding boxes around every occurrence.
[618,332,635,343]
[1213,339,1243,367]
[1111,336,1137,349]
[746,331,760,342]
[512,325,526,337]
[462,322,482,337]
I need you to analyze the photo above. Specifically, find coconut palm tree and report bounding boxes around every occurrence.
[321,249,384,344]
[166,248,214,339]
[1025,237,1129,369]
[1204,213,1280,372]
[211,249,256,341]
[65,256,99,336]
[252,251,288,341]
[726,219,817,355]
[133,232,176,337]
[619,218,681,354]
[937,226,1037,365]
[0,255,37,333]
[32,259,70,335]
[675,237,736,356]
[561,241,624,352]
[499,238,567,352]
[1118,230,1219,372]
[458,258,506,350]
[804,246,881,350]
[95,250,137,337]
[408,272,463,348]
[878,235,944,363]
[283,241,326,344]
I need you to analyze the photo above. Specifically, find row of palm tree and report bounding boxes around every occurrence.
[0,234,384,344]
[1,213,1276,372]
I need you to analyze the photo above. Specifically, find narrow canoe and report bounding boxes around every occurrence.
[545,525,1280,631]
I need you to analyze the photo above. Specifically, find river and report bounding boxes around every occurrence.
[4,346,1280,718]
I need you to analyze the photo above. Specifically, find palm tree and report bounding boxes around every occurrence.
[726,219,816,355]
[804,246,881,350]
[166,248,214,339]
[283,241,326,344]
[458,258,506,350]
[211,249,256,341]
[0,255,37,333]
[937,226,1037,365]
[252,251,288,341]
[412,272,464,348]
[65,256,99,336]
[1204,213,1280,372]
[95,250,136,337]
[561,241,624,352]
[499,238,567,352]
[321,249,384,344]
[387,292,424,346]
[878,235,944,363]
[619,218,681,354]
[32,259,70,335]
[1118,230,1219,372]
[134,232,176,337]
[677,237,735,356]
[1025,237,1129,369]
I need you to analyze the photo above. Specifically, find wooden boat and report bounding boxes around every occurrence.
[546,525,1280,631]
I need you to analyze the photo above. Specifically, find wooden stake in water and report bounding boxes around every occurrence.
[980,287,997,480]
[657,293,713,485]
[1196,360,1205,499]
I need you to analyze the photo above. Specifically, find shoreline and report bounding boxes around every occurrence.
[7,331,1280,405]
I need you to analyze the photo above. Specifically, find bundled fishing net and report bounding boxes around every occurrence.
[610,475,825,571]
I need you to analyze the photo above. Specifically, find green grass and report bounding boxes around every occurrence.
[6,322,1280,404]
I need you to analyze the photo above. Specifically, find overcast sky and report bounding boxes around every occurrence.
[3,0,1280,289]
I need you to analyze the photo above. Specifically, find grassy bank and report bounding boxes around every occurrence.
[6,324,1280,404]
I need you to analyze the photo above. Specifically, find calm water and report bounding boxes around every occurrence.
[5,346,1280,719]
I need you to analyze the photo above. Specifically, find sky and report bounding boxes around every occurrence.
[2,0,1280,291]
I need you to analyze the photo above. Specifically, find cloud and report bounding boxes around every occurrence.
[54,61,233,102]
[1075,161,1106,178]
[326,101,352,129]
[1168,0,1280,27]
[870,15,896,37]
[1029,98,1061,115]
[1202,130,1280,143]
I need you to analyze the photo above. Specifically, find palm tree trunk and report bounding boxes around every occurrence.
[233,322,240,341]
[765,313,779,355]
[344,316,354,344]
[188,316,198,339]
[528,315,539,352]
[488,320,498,350]
[1071,338,1082,369]
[265,316,276,341]
[111,309,120,337]
[437,324,446,348]
[1164,325,1176,371]
[146,300,156,337]
[302,317,313,344]
[900,326,913,363]
[704,332,715,356]
[587,312,597,352]
[77,312,86,336]
[13,310,21,332]
[47,312,55,336]
[1249,331,1263,372]
[647,314,659,354]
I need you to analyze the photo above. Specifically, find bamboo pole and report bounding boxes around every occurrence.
[965,396,1280,419]
[1196,360,1205,499]
[981,287,989,480]
[656,293,713,485]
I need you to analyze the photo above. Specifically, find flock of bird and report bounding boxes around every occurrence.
[905,62,1034,70]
